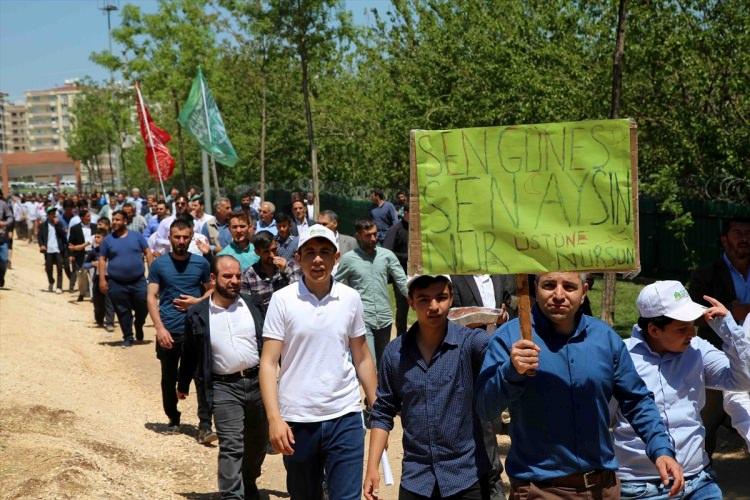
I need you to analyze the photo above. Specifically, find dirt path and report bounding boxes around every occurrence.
[1,240,748,499]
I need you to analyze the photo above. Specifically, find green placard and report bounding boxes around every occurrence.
[410,118,639,275]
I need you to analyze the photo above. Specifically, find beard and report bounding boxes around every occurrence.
[172,244,188,256]
[215,281,239,300]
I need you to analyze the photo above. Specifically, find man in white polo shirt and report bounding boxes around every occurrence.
[259,224,377,500]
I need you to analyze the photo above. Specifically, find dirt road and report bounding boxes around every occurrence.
[1,240,748,499]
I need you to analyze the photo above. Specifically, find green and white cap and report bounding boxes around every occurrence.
[298,224,338,251]
[636,280,706,321]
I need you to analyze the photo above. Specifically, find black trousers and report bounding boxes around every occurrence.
[155,341,212,430]
[399,479,488,500]
[44,252,63,289]
[108,277,147,341]
[92,275,115,326]
[394,282,409,336]
[702,388,729,459]
[63,254,74,290]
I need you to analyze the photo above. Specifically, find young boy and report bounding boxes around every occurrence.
[364,275,491,500]
[84,228,114,331]
[612,281,750,499]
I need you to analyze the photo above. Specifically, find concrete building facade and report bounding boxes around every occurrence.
[24,83,79,152]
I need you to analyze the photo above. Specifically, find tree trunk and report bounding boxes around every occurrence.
[106,143,116,192]
[602,0,628,325]
[171,88,188,192]
[299,47,319,219]
[259,81,267,202]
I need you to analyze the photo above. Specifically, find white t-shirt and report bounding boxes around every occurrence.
[46,223,60,254]
[473,274,496,309]
[263,279,366,422]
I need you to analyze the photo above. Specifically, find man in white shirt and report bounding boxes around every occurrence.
[260,224,377,500]
[190,196,214,235]
[179,255,267,499]
[612,281,750,499]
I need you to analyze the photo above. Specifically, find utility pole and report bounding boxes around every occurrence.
[99,1,121,191]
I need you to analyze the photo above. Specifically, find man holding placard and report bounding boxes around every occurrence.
[476,271,684,499]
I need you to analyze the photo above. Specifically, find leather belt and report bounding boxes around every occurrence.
[212,366,259,381]
[533,470,615,490]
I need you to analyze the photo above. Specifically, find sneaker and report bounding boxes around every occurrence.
[105,325,115,333]
[167,419,181,434]
[197,428,218,445]
[122,338,134,348]
[48,284,53,292]
[55,288,62,294]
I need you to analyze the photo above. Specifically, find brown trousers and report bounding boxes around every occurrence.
[509,476,620,500]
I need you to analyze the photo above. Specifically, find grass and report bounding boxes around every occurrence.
[390,277,645,338]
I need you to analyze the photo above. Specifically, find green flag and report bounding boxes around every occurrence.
[179,67,239,167]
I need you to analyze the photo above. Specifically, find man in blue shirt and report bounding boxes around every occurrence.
[613,281,750,499]
[147,217,214,442]
[365,274,491,499]
[476,271,684,499]
[368,189,398,245]
[217,211,259,271]
[98,210,152,347]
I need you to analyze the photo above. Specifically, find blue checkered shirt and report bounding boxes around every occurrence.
[370,321,490,496]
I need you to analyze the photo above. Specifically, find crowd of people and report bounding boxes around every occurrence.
[0,184,748,500]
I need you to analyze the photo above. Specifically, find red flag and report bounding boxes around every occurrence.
[135,82,175,182]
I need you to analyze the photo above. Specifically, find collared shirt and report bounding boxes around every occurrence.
[193,213,214,235]
[209,296,260,374]
[294,218,309,238]
[476,305,675,481]
[473,274,496,309]
[240,259,301,314]
[275,234,298,261]
[217,241,259,271]
[723,252,750,303]
[263,279,366,422]
[370,201,398,243]
[613,315,750,480]
[256,218,278,236]
[127,214,147,234]
[46,223,60,254]
[335,247,408,329]
[371,321,490,497]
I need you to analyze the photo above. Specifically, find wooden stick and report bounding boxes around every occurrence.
[408,131,422,276]
[516,273,536,376]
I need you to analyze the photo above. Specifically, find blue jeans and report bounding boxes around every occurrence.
[283,411,365,500]
[620,468,722,499]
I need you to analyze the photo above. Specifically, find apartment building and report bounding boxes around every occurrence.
[24,83,79,152]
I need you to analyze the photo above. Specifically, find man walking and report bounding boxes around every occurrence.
[317,210,357,256]
[202,197,233,253]
[256,201,278,236]
[260,224,377,499]
[476,271,684,499]
[179,255,268,499]
[240,231,301,317]
[218,212,258,271]
[274,213,298,261]
[147,217,215,442]
[613,281,750,499]
[0,192,14,288]
[364,275,492,500]
[38,207,66,293]
[690,216,750,457]
[290,200,310,238]
[99,210,152,347]
[68,209,97,301]
[335,218,408,370]
[369,189,398,245]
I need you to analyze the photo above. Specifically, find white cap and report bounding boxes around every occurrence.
[636,280,706,321]
[406,274,451,292]
[298,224,338,251]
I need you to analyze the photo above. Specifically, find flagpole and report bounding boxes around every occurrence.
[135,82,167,201]
[198,70,221,196]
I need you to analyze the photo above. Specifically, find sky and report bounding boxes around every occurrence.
[0,0,390,103]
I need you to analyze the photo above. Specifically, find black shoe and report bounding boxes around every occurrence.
[135,329,144,342]
[167,420,181,433]
[122,338,134,348]
[105,324,114,332]
[77,296,84,302]
[197,428,218,445]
